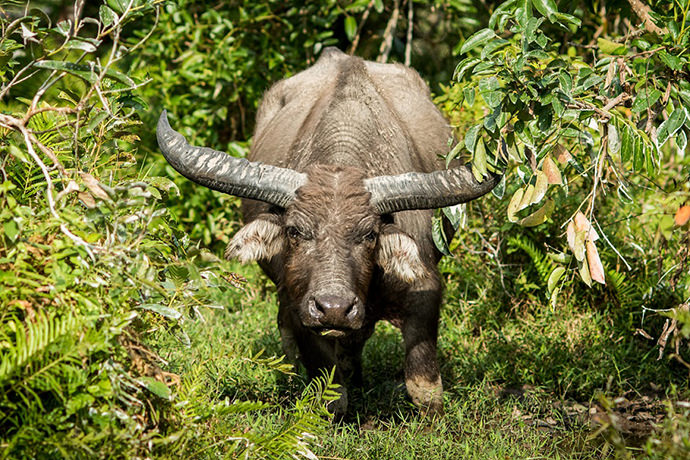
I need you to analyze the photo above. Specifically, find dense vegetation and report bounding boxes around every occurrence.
[1,0,688,458]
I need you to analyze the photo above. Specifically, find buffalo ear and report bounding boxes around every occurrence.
[376,230,428,283]
[225,218,285,263]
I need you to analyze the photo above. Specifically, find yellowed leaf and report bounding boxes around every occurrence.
[542,156,562,185]
[566,220,586,262]
[555,144,572,164]
[519,183,535,210]
[579,257,592,287]
[675,205,690,226]
[77,191,96,208]
[79,172,110,201]
[507,188,525,222]
[574,211,599,241]
[529,170,549,206]
[517,199,554,227]
[586,240,605,284]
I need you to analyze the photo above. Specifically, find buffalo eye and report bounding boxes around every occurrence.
[286,226,309,241]
[358,230,377,244]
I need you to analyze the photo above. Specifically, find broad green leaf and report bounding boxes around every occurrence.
[676,129,687,155]
[139,303,182,320]
[658,50,683,71]
[463,87,475,106]
[631,88,662,113]
[597,38,627,55]
[453,57,481,81]
[432,216,451,256]
[139,377,171,400]
[344,16,357,41]
[608,123,621,154]
[547,266,565,293]
[442,204,466,231]
[579,257,592,287]
[621,125,633,163]
[460,28,496,55]
[99,5,118,27]
[633,136,644,171]
[33,60,136,86]
[531,0,557,20]
[374,0,384,13]
[464,125,481,153]
[3,220,19,242]
[473,138,488,176]
[445,142,464,168]
[547,252,572,264]
[657,108,686,147]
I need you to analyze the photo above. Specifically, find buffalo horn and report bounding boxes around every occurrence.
[156,110,306,208]
[364,166,501,215]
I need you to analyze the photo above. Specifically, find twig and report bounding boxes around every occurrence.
[626,0,668,35]
[404,0,413,66]
[348,0,375,56]
[377,0,400,63]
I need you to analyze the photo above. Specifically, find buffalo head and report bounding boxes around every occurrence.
[156,110,500,335]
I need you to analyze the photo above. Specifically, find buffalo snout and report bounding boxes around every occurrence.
[306,294,363,331]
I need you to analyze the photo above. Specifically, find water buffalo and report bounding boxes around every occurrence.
[157,47,499,416]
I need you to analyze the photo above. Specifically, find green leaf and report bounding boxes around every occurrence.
[3,219,19,242]
[658,50,683,71]
[442,204,465,231]
[432,216,451,256]
[463,86,475,106]
[656,108,687,147]
[633,136,644,171]
[473,138,488,176]
[631,88,662,113]
[608,123,620,154]
[460,28,496,55]
[139,377,171,400]
[99,5,118,27]
[33,60,137,86]
[621,125,633,163]
[547,266,565,293]
[464,125,481,153]
[453,57,481,81]
[139,303,182,320]
[597,38,627,55]
[445,142,464,168]
[344,16,357,41]
[374,0,384,13]
[531,0,558,20]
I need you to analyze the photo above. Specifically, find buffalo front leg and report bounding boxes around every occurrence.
[401,289,444,416]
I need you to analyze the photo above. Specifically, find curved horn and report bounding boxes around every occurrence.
[364,165,501,214]
[156,110,306,208]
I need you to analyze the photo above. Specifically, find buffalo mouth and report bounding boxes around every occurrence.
[313,326,351,338]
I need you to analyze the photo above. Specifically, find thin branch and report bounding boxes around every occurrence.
[626,0,668,35]
[377,0,400,63]
[404,0,413,67]
[348,0,375,56]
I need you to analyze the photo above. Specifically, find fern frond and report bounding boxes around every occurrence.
[508,235,555,284]
[0,312,81,402]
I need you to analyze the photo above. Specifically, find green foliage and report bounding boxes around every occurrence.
[0,1,335,458]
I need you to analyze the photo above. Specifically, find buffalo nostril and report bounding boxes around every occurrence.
[313,295,358,324]
[308,297,324,319]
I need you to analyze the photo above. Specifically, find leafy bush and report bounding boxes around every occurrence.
[0,1,337,458]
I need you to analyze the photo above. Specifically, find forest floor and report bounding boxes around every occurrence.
[148,255,686,459]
